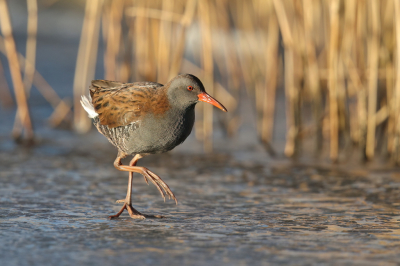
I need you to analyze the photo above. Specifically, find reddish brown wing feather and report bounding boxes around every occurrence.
[89,80,170,128]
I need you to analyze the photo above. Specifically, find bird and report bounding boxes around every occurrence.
[80,74,227,219]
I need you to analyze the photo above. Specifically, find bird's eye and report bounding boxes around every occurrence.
[187,86,193,91]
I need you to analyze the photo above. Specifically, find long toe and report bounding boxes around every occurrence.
[129,214,146,219]
[109,203,127,219]
[126,205,146,219]
[145,169,178,204]
[140,168,166,201]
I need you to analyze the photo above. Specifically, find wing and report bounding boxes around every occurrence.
[89,79,165,128]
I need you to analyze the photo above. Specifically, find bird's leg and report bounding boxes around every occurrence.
[109,155,145,219]
[113,155,178,204]
[109,154,169,219]
[116,155,141,205]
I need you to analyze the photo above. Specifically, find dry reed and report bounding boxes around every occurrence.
[0,59,13,108]
[4,0,400,164]
[0,0,33,141]
[73,0,103,133]
[70,0,400,163]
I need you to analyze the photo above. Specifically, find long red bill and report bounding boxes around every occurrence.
[198,92,227,112]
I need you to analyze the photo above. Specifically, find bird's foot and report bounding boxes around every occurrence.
[114,156,178,205]
[139,167,178,204]
[109,202,146,219]
[109,201,165,219]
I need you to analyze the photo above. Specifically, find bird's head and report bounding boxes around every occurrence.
[166,74,227,112]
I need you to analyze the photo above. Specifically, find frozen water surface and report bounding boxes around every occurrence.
[1,1,400,265]
[1,131,400,266]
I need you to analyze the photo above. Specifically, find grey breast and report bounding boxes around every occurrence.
[123,105,196,155]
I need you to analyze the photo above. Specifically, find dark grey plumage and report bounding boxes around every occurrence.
[86,74,203,157]
[79,74,227,219]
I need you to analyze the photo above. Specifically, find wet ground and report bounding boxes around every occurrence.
[1,2,400,265]
[1,128,400,266]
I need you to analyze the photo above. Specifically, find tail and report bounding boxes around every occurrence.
[80,95,98,118]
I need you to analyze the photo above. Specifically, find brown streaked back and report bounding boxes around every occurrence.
[89,80,170,128]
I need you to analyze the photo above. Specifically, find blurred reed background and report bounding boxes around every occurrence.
[1,0,400,164]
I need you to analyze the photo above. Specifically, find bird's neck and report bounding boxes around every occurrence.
[168,101,197,115]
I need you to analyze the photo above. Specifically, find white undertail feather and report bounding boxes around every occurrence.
[80,95,98,118]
